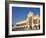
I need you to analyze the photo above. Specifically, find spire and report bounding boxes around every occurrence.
[27,11,33,17]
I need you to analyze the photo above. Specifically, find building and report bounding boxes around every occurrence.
[12,11,40,31]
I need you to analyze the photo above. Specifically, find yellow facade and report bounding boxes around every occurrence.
[14,12,40,30]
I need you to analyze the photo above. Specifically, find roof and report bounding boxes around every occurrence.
[16,20,27,24]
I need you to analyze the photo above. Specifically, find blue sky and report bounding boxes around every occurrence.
[12,7,40,26]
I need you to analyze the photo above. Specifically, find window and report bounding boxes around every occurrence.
[33,19,37,24]
[33,19,40,24]
[16,24,20,26]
